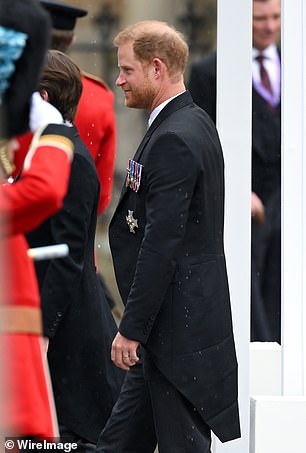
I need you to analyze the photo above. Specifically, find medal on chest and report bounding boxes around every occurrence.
[126,159,143,193]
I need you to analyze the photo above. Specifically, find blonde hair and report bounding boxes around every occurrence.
[114,20,189,82]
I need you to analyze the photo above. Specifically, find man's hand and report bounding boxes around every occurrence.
[251,191,265,224]
[111,332,140,371]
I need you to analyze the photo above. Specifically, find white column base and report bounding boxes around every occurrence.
[250,342,281,396]
[250,396,306,453]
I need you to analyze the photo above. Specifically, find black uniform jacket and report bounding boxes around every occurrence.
[109,91,240,443]
[27,126,124,443]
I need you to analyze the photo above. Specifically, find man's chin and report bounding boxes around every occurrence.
[125,99,137,109]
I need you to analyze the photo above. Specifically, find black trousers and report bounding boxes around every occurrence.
[59,425,96,453]
[96,351,211,453]
[251,189,281,343]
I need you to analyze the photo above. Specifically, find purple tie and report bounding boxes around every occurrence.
[256,54,273,95]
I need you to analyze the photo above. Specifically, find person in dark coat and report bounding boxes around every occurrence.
[26,50,124,451]
[13,0,120,319]
[40,0,120,318]
[96,20,240,453]
[189,0,281,343]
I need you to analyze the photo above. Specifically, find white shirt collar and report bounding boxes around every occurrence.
[252,43,280,105]
[148,91,186,128]
[253,43,278,61]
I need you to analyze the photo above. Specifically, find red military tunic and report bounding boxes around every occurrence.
[0,126,73,438]
[75,72,116,214]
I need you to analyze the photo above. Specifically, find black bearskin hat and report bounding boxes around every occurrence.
[0,0,51,138]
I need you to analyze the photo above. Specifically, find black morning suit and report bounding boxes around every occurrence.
[189,53,281,343]
[97,92,240,453]
[27,126,124,445]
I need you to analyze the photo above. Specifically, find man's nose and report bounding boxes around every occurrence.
[116,72,125,86]
[266,17,279,32]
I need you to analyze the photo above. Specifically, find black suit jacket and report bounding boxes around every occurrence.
[109,92,240,443]
[27,126,124,443]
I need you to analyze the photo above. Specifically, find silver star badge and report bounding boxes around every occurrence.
[126,210,138,234]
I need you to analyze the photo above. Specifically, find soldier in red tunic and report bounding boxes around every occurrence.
[0,0,75,439]
[0,126,74,439]
[75,72,116,214]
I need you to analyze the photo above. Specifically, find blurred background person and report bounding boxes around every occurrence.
[189,0,281,343]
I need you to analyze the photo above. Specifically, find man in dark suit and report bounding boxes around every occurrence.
[96,20,240,453]
[189,0,281,343]
[26,50,124,451]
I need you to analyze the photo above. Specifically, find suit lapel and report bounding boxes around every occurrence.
[133,91,193,160]
[116,91,194,205]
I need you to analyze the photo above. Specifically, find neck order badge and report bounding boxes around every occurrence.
[126,210,138,234]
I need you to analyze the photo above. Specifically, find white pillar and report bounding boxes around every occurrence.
[281,0,306,396]
[303,1,306,396]
[213,1,252,452]
[250,2,306,451]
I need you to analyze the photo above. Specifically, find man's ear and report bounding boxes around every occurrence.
[152,58,164,77]
[40,89,49,102]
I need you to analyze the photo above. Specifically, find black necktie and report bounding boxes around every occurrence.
[256,54,273,95]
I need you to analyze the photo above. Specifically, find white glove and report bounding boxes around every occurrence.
[29,92,63,133]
